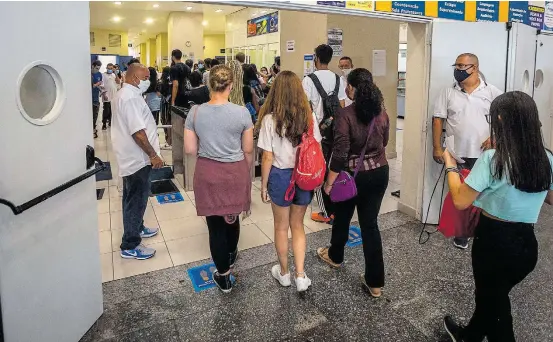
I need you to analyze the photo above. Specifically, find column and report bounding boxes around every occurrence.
[146,38,156,67]
[156,32,169,68]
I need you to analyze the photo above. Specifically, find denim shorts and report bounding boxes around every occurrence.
[268,166,313,207]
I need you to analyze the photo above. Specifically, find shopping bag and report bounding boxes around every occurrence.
[437,169,481,238]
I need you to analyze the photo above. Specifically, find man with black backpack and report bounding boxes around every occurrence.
[302,44,347,224]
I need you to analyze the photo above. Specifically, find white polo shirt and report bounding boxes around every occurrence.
[111,84,160,177]
[433,80,503,158]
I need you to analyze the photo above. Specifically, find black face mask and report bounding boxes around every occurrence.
[454,68,471,83]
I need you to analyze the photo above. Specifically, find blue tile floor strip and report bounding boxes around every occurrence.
[187,263,217,293]
[346,226,363,247]
[156,192,184,204]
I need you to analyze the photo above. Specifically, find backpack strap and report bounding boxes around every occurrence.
[308,74,328,100]
[333,74,340,94]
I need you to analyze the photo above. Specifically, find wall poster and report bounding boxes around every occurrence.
[247,12,279,38]
[327,28,343,57]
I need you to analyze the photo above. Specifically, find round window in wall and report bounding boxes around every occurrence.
[17,62,65,125]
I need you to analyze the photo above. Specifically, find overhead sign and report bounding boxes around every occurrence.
[476,1,499,22]
[346,1,374,11]
[316,1,345,7]
[528,6,545,29]
[391,1,425,16]
[545,2,553,32]
[247,11,278,38]
[437,1,465,20]
[508,1,529,24]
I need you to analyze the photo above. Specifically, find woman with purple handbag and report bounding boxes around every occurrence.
[316,68,390,298]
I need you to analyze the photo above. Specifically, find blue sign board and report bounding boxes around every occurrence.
[187,263,217,292]
[391,1,425,16]
[509,1,529,24]
[546,2,553,32]
[346,226,363,247]
[438,1,465,21]
[476,1,499,22]
[529,6,545,29]
[316,1,346,7]
[156,192,184,204]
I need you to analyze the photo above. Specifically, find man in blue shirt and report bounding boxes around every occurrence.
[91,60,102,138]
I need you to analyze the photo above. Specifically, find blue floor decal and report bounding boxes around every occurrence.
[187,263,217,292]
[156,192,184,204]
[346,226,363,247]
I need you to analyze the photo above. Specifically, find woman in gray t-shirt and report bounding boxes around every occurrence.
[184,65,254,294]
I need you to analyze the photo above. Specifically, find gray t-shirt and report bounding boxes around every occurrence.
[185,103,253,162]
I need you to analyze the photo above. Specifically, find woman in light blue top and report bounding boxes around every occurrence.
[144,67,162,124]
[441,91,553,342]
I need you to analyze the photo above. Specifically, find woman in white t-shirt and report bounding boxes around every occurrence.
[257,71,322,292]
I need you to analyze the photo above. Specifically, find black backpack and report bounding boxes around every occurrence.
[308,73,340,153]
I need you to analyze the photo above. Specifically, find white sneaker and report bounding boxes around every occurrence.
[295,274,312,292]
[271,265,291,287]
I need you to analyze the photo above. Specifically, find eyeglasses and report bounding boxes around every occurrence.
[485,114,491,124]
[452,63,475,71]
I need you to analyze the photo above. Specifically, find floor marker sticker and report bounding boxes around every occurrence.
[187,263,217,292]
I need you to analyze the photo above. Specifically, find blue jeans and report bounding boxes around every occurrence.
[120,166,152,250]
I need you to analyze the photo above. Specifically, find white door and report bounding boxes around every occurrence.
[422,21,509,224]
[0,3,103,342]
[506,23,538,95]
[533,34,553,149]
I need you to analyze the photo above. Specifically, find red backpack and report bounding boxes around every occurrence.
[285,121,326,201]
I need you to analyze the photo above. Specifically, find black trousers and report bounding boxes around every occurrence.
[328,165,389,287]
[102,102,112,125]
[120,166,152,250]
[92,104,100,129]
[151,110,160,125]
[463,214,538,342]
[206,216,240,274]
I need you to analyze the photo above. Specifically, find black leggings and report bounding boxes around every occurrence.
[102,102,112,125]
[328,165,389,287]
[463,214,538,342]
[206,216,240,274]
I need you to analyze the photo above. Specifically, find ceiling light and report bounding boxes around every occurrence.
[215,9,223,13]
[145,18,153,24]
[153,4,159,8]
[186,6,193,10]
[114,1,121,5]
[112,16,121,22]
[202,20,208,26]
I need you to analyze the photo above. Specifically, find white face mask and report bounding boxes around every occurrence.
[138,79,150,93]
[342,68,352,78]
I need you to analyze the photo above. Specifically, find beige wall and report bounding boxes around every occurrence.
[279,11,327,77]
[168,12,204,61]
[327,15,400,159]
[204,34,225,59]
[398,22,429,219]
[156,33,169,69]
[90,28,129,55]
[146,38,156,67]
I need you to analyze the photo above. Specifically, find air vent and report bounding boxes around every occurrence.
[90,32,95,46]
[109,34,122,47]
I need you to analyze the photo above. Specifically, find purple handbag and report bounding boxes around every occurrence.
[329,120,376,203]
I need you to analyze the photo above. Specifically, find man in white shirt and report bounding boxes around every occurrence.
[338,56,354,107]
[101,63,120,130]
[302,44,347,224]
[433,53,502,249]
[111,64,164,260]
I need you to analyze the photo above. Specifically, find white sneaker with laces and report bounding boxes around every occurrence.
[295,274,312,292]
[271,265,291,287]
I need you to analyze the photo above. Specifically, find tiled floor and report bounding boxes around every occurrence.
[95,119,404,283]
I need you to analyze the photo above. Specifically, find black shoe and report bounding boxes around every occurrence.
[230,249,239,268]
[444,316,464,342]
[213,271,235,293]
[93,130,98,139]
[453,237,469,250]
[102,124,107,130]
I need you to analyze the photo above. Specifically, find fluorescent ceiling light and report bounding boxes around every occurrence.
[202,20,208,26]
[112,16,121,22]
[186,6,193,10]
[215,9,223,13]
[114,2,121,5]
[145,18,153,24]
[153,4,159,8]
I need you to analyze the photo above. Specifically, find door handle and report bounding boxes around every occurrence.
[0,146,107,215]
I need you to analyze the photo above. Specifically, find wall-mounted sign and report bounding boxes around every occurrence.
[286,40,295,52]
[316,1,345,7]
[345,1,374,11]
[545,2,553,32]
[220,48,226,54]
[529,6,545,29]
[508,1,529,24]
[437,1,465,21]
[476,1,499,22]
[101,47,106,52]
[327,28,343,57]
[304,54,314,77]
[128,43,132,48]
[247,11,279,38]
[391,1,425,16]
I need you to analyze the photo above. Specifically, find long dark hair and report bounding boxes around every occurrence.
[347,68,383,125]
[242,64,258,84]
[146,67,158,93]
[490,91,552,192]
